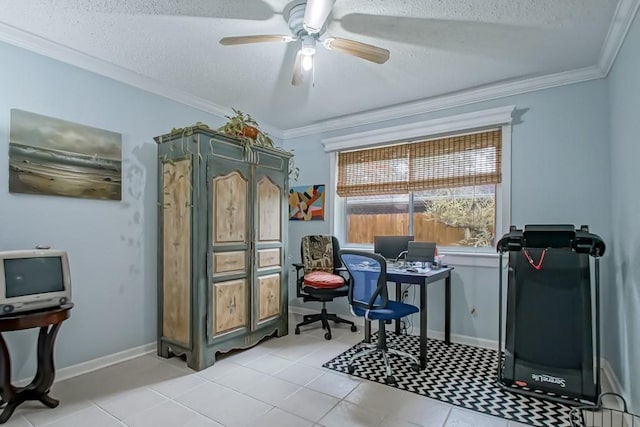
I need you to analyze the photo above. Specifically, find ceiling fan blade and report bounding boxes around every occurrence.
[304,0,336,33]
[220,35,295,46]
[323,37,390,64]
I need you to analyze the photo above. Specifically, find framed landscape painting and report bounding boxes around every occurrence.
[289,184,325,221]
[9,109,122,200]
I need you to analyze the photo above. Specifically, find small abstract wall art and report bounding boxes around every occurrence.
[289,184,325,221]
[9,109,122,200]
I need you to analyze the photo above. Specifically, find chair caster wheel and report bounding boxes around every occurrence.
[324,332,332,340]
[385,376,396,385]
[348,365,355,374]
[295,327,300,335]
[350,325,357,332]
[411,364,420,372]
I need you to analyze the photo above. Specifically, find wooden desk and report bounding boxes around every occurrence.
[0,304,73,424]
[363,267,454,369]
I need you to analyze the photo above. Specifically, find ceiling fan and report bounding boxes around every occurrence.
[219,0,390,86]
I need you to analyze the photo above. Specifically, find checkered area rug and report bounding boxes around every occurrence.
[322,333,575,426]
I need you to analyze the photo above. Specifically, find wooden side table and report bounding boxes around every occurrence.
[0,303,73,424]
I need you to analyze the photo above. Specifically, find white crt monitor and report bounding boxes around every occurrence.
[0,248,72,315]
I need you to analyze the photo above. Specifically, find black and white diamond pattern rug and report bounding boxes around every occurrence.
[323,333,575,427]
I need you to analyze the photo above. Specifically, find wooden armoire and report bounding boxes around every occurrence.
[154,128,291,371]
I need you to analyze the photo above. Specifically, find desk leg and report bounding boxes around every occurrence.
[395,282,401,335]
[445,274,451,345]
[420,285,427,370]
[364,320,371,343]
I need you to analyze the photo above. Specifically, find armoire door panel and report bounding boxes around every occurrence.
[213,171,248,244]
[213,251,246,274]
[214,279,247,334]
[257,248,280,269]
[257,176,281,242]
[258,274,280,321]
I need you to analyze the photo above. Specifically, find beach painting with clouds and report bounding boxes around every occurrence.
[9,109,122,200]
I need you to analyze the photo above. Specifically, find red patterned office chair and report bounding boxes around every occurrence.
[293,235,358,340]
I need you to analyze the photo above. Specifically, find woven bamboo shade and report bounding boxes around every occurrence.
[337,144,409,196]
[409,129,502,190]
[337,129,501,197]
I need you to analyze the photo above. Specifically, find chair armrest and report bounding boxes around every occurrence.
[335,266,351,285]
[293,263,306,298]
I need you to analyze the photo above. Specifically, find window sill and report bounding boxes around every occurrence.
[438,250,501,268]
[340,246,503,268]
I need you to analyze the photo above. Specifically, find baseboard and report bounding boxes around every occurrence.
[290,305,351,319]
[601,357,625,396]
[289,305,498,350]
[18,342,157,384]
[24,318,623,404]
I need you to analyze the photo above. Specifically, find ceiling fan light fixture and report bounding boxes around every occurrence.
[221,0,389,86]
[301,35,316,56]
[301,53,314,71]
[322,38,335,51]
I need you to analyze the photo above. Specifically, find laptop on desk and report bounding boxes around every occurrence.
[405,242,436,267]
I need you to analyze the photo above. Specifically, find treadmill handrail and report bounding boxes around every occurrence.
[496,225,605,257]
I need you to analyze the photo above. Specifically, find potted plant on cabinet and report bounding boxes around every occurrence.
[157,108,299,181]
[218,108,299,180]
[217,108,274,149]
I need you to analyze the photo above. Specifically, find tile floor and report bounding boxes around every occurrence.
[5,315,531,427]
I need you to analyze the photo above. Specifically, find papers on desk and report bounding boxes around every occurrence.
[405,267,431,274]
[387,265,431,275]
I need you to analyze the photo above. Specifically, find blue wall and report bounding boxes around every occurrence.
[0,41,225,380]
[608,10,640,411]
[284,79,612,349]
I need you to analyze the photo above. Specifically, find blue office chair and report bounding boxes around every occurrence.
[339,249,421,384]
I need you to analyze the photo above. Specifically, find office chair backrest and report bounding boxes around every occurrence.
[301,235,341,273]
[339,250,389,311]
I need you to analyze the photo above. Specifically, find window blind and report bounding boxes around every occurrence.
[337,144,409,196]
[336,129,501,197]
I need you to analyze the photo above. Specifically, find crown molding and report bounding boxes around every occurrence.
[283,66,605,139]
[322,105,515,152]
[2,0,637,143]
[598,0,640,75]
[0,23,234,121]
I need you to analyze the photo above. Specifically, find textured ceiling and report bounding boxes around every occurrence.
[0,0,624,132]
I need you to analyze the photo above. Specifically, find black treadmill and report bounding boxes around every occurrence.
[496,224,605,405]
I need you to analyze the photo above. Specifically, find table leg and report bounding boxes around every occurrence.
[419,284,427,369]
[0,333,17,424]
[0,323,61,424]
[32,324,61,407]
[395,282,401,334]
[445,273,451,345]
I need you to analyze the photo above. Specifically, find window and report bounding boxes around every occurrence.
[337,129,502,248]
[323,105,514,253]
